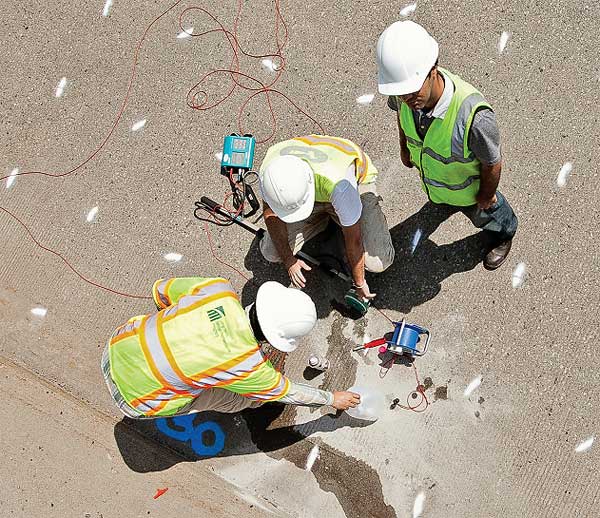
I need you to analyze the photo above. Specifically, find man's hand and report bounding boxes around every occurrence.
[332,391,361,410]
[355,281,376,301]
[476,192,497,210]
[401,147,413,169]
[286,259,312,288]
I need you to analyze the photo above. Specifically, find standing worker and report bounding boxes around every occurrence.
[102,276,360,418]
[258,135,395,306]
[376,21,518,269]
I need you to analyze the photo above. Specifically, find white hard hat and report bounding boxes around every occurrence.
[376,21,439,96]
[255,281,317,352]
[259,155,315,223]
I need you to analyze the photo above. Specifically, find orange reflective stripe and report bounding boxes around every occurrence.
[190,278,231,295]
[243,376,290,401]
[355,148,368,183]
[294,135,356,155]
[109,329,138,346]
[161,290,238,323]
[145,399,169,416]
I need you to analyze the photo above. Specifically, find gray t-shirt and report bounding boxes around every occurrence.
[387,95,501,165]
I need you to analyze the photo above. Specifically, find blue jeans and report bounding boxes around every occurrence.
[459,191,518,241]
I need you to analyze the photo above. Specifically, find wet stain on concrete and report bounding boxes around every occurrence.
[423,377,434,391]
[242,407,396,518]
[321,314,359,393]
[434,386,448,400]
[242,313,395,518]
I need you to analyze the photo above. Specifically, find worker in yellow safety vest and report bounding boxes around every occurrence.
[377,21,518,269]
[258,135,395,303]
[102,277,360,419]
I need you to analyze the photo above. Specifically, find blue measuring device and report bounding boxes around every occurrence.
[217,134,260,217]
[221,134,256,171]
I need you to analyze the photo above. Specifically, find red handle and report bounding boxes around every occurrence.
[363,337,387,349]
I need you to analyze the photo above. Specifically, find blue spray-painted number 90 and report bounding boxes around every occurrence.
[155,414,225,457]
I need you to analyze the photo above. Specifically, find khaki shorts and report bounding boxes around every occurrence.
[260,183,394,273]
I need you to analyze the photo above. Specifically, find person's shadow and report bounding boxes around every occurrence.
[372,201,486,314]
[242,202,485,317]
[114,404,371,473]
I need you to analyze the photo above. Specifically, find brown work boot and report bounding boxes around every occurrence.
[483,239,512,270]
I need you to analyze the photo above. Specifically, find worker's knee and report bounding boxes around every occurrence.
[259,235,283,263]
[364,247,395,273]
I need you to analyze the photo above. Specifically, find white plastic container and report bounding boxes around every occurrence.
[345,385,386,421]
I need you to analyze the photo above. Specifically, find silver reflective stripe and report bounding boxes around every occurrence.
[451,92,486,157]
[194,349,264,388]
[172,280,235,312]
[111,318,142,340]
[423,174,480,191]
[245,375,288,400]
[406,135,422,147]
[143,314,203,393]
[422,147,477,164]
[155,279,170,307]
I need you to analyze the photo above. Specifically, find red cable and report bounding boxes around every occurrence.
[0,206,151,300]
[2,1,322,298]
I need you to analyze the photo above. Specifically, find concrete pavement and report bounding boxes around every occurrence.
[1,1,600,517]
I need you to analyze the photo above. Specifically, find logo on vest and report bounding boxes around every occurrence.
[207,306,225,322]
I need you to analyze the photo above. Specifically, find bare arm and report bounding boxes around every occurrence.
[263,202,312,287]
[477,160,502,209]
[263,202,295,267]
[342,222,366,287]
[396,116,413,169]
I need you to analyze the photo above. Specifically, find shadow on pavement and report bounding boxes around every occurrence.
[114,403,371,472]
[242,202,485,318]
[114,405,394,518]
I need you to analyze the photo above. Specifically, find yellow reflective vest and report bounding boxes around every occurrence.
[260,134,378,202]
[107,277,289,417]
[398,68,492,206]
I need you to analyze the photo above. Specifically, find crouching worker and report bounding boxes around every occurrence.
[102,277,360,418]
[258,135,395,306]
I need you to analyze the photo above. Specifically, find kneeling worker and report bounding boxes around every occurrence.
[102,276,359,418]
[258,134,395,303]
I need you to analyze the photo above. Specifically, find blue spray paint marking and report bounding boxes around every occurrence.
[155,414,225,456]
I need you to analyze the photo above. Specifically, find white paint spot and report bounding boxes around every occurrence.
[575,436,595,453]
[215,152,223,162]
[31,307,48,317]
[498,31,511,54]
[410,228,423,255]
[511,262,527,289]
[86,206,99,223]
[305,444,319,471]
[177,27,194,39]
[356,93,375,105]
[400,2,417,17]
[102,0,113,17]
[131,119,147,132]
[557,162,573,188]
[6,168,18,189]
[261,58,280,72]
[164,252,183,263]
[412,491,425,518]
[55,77,68,98]
[464,375,482,397]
